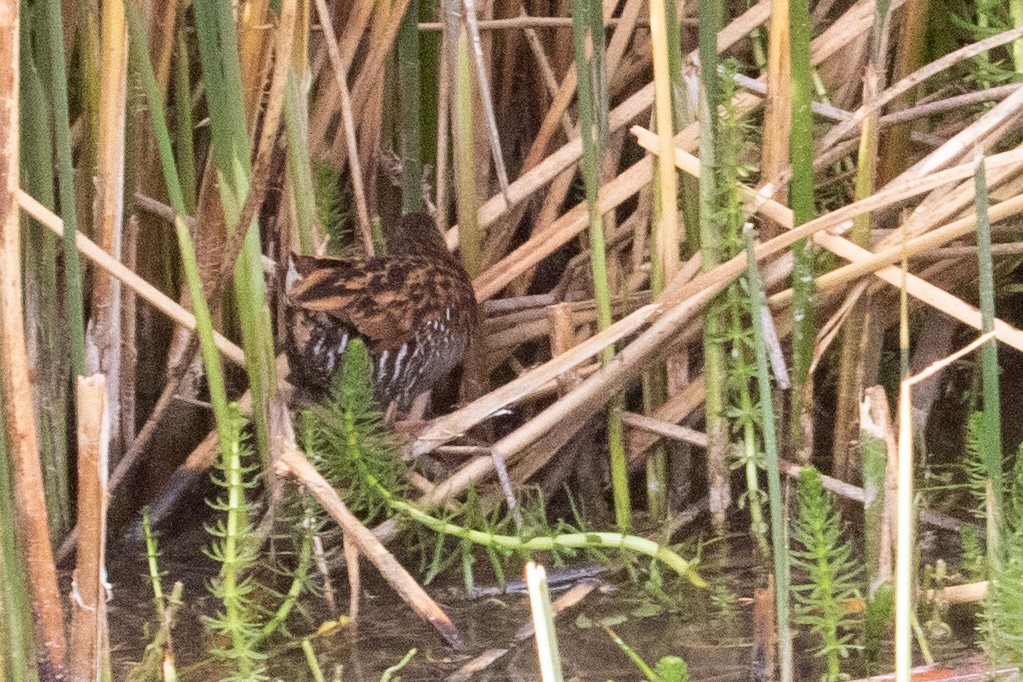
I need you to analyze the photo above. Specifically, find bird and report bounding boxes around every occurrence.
[282,212,478,417]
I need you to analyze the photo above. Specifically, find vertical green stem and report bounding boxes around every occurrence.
[173,21,197,215]
[398,0,424,214]
[788,0,815,460]
[125,1,232,439]
[284,69,318,254]
[698,0,731,528]
[453,27,480,276]
[974,158,1003,564]
[42,0,86,376]
[570,0,631,530]
[744,226,793,682]
[22,11,70,536]
[192,0,277,460]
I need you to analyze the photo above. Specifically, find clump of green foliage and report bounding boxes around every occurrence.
[981,438,1023,663]
[790,467,864,681]
[300,339,704,589]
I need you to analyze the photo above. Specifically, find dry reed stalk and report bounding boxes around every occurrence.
[472,0,886,301]
[479,0,646,276]
[817,24,1023,151]
[623,411,707,447]
[888,85,1023,187]
[444,0,774,252]
[627,374,706,460]
[70,375,111,680]
[879,84,1023,127]
[760,0,792,228]
[816,231,1023,351]
[419,15,666,30]
[520,18,574,137]
[18,191,247,366]
[0,4,66,664]
[238,0,273,122]
[85,0,128,455]
[312,0,373,253]
[335,0,411,161]
[637,123,1023,354]
[277,446,464,649]
[631,126,1023,280]
[412,303,659,456]
[778,192,1023,303]
[309,0,375,127]
[900,145,1023,243]
[517,0,627,173]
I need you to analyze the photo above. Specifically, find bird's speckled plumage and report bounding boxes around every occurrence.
[283,213,477,414]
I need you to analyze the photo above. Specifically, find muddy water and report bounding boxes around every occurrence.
[104,527,981,681]
[106,532,761,680]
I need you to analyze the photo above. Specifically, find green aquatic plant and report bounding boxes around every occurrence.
[204,405,267,681]
[309,339,704,586]
[790,467,864,682]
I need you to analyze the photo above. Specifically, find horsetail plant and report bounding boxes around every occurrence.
[697,0,730,530]
[790,467,864,682]
[204,404,266,680]
[717,65,768,553]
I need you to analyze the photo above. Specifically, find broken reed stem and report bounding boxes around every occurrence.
[70,375,111,681]
[18,190,246,366]
[895,331,997,680]
[85,0,128,455]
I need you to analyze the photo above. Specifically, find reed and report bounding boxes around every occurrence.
[569,0,632,530]
[974,157,1004,564]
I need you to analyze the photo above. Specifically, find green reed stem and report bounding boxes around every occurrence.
[173,21,197,215]
[744,225,793,682]
[42,0,86,376]
[787,0,816,460]
[974,158,1003,564]
[125,2,231,437]
[193,0,277,460]
[284,69,318,254]
[398,0,425,214]
[21,13,71,537]
[453,27,481,276]
[697,0,730,529]
[570,0,631,530]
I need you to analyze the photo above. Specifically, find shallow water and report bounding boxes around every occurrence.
[104,524,985,681]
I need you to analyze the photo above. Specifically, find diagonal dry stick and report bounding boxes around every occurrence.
[276,446,464,649]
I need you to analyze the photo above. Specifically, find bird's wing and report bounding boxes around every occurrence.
[286,254,425,351]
